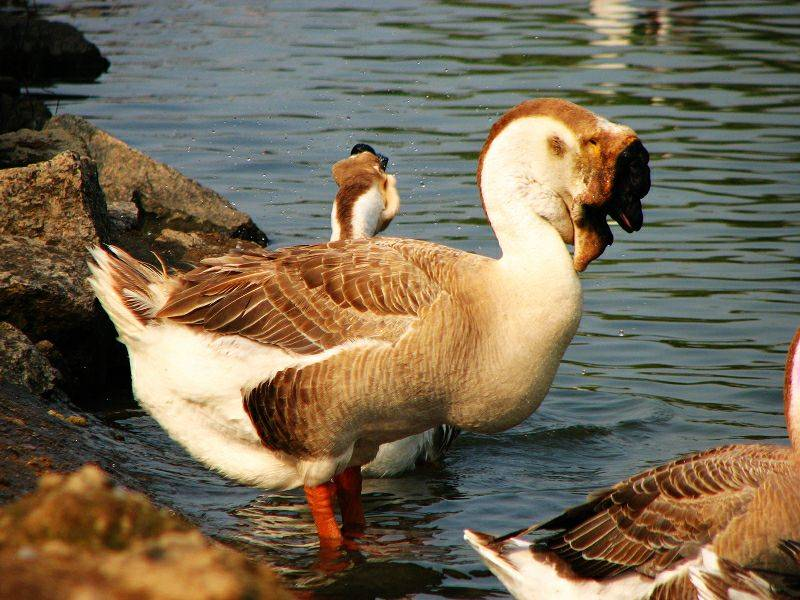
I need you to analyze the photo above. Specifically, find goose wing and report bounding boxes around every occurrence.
[158,237,460,354]
[522,445,796,581]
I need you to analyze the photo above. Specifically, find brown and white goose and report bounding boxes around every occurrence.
[88,98,648,547]
[330,143,398,242]
[465,328,800,600]
[330,143,460,477]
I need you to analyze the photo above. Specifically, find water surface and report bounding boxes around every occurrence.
[38,0,800,597]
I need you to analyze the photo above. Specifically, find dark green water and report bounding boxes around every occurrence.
[41,0,799,597]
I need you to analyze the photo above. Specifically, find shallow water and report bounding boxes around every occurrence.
[37,0,800,597]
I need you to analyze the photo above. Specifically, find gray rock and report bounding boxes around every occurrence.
[0,385,291,598]
[0,465,293,600]
[0,127,269,398]
[0,153,115,397]
[0,235,96,340]
[0,235,125,399]
[150,228,264,267]
[107,199,141,232]
[0,116,268,246]
[0,14,109,83]
[0,322,60,396]
[0,382,96,503]
[0,150,108,249]
[47,115,267,245]
[0,88,51,134]
[0,126,77,169]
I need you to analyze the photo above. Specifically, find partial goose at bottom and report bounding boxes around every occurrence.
[466,328,800,600]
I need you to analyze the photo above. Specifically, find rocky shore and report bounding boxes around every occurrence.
[0,6,291,597]
[0,465,292,600]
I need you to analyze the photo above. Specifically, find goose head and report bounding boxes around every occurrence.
[785,328,800,450]
[478,98,650,271]
[330,144,400,241]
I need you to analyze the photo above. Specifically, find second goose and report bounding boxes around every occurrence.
[331,143,461,477]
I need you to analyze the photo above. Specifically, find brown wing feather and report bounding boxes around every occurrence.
[647,573,695,600]
[528,445,796,580]
[157,238,456,354]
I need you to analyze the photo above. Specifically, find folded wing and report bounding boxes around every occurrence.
[158,238,456,354]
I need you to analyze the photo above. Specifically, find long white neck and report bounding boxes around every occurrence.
[479,117,577,270]
[786,328,800,450]
[330,184,384,241]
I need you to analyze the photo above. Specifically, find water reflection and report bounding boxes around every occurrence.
[229,484,458,591]
[44,0,800,597]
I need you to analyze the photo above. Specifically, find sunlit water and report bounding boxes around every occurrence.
[35,0,800,597]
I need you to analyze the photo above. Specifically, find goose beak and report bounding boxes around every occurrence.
[571,204,613,272]
[572,137,650,272]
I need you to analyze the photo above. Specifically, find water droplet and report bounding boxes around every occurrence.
[618,329,625,337]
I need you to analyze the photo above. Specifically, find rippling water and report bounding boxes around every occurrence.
[38,0,800,597]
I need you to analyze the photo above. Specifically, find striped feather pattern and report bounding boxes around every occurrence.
[158,238,460,355]
[530,445,797,580]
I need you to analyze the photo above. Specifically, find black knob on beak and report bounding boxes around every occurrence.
[607,140,649,233]
[350,143,389,171]
[351,143,377,156]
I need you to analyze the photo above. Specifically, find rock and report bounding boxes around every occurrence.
[0,126,268,398]
[0,151,108,334]
[107,199,141,231]
[0,236,120,397]
[0,14,109,83]
[0,236,96,339]
[48,115,267,245]
[0,466,292,600]
[0,152,115,397]
[0,126,77,169]
[0,383,98,502]
[0,150,108,248]
[0,322,60,396]
[0,83,51,133]
[151,228,263,266]
[0,116,268,247]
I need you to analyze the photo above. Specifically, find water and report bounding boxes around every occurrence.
[35,0,800,597]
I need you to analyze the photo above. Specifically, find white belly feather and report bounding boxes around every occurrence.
[128,322,356,489]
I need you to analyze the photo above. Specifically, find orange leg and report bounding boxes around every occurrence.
[334,466,366,537]
[304,481,343,547]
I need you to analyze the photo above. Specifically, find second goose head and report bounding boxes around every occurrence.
[478,98,650,271]
[330,144,400,241]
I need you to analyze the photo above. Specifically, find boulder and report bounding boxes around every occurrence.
[0,152,115,396]
[0,14,109,83]
[0,126,78,169]
[48,115,267,245]
[0,125,268,398]
[0,77,51,134]
[0,150,108,248]
[0,235,97,346]
[0,322,60,397]
[0,116,268,252]
[0,465,292,600]
[0,383,99,503]
[0,235,121,397]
